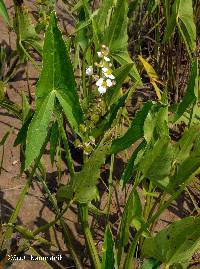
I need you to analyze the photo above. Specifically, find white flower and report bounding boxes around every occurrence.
[96,78,104,87]
[109,74,115,80]
[97,51,103,57]
[96,78,113,94]
[104,56,110,62]
[102,67,108,73]
[98,86,107,94]
[86,66,93,76]
[102,67,115,80]
[109,74,115,79]
[106,79,112,87]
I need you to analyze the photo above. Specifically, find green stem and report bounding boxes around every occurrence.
[106,154,114,224]
[123,184,186,269]
[20,42,41,72]
[0,145,5,175]
[60,218,83,269]
[56,112,75,176]
[0,99,22,120]
[143,181,154,221]
[82,51,87,98]
[149,192,166,233]
[57,138,62,181]
[78,204,101,269]
[33,201,72,236]
[82,0,99,46]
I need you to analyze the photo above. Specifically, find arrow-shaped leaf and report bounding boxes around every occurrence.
[25,91,55,169]
[36,13,83,132]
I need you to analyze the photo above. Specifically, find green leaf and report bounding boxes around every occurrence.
[14,225,34,240]
[163,0,177,42]
[74,18,89,61]
[139,136,174,190]
[101,226,118,269]
[117,190,142,263]
[25,91,55,169]
[81,0,100,45]
[14,111,33,147]
[172,153,200,188]
[36,13,83,132]
[0,128,13,146]
[14,3,42,57]
[142,217,200,268]
[50,121,59,165]
[128,0,141,17]
[112,50,142,85]
[56,184,74,202]
[110,101,153,154]
[178,0,196,52]
[139,258,161,269]
[22,92,31,123]
[105,63,134,106]
[0,98,22,119]
[173,125,200,164]
[91,90,130,138]
[163,0,196,53]
[170,132,200,188]
[74,17,91,33]
[173,60,199,122]
[161,125,200,191]
[144,103,169,143]
[104,0,128,52]
[96,0,114,34]
[147,0,160,14]
[144,112,155,144]
[0,0,9,24]
[72,142,110,203]
[120,141,146,187]
[103,0,142,84]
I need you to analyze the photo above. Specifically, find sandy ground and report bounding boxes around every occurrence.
[0,1,199,269]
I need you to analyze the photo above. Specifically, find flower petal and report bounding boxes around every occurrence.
[102,67,108,73]
[104,56,110,62]
[98,86,107,94]
[97,51,103,57]
[108,74,115,80]
[96,78,103,86]
[86,66,93,76]
[106,79,112,87]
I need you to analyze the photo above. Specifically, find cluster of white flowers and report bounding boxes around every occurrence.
[85,45,116,95]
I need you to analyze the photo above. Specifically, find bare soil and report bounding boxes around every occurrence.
[0,1,199,269]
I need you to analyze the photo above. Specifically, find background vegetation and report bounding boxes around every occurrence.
[0,0,199,268]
